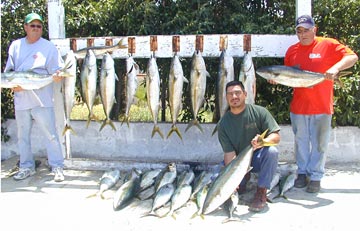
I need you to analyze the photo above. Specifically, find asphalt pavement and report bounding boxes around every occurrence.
[1,156,359,231]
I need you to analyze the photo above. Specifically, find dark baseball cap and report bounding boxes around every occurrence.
[24,13,43,24]
[295,15,315,29]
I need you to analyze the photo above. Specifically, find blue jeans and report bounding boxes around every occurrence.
[290,113,332,181]
[16,107,64,169]
[240,146,279,189]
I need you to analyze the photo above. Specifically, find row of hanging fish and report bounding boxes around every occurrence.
[49,40,255,139]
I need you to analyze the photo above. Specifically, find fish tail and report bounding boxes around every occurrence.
[151,125,164,139]
[62,124,76,136]
[185,119,203,133]
[121,116,130,128]
[117,38,128,49]
[99,119,117,132]
[167,125,183,140]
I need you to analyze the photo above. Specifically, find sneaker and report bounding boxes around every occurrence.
[306,180,321,193]
[13,168,36,181]
[294,174,308,188]
[52,167,65,182]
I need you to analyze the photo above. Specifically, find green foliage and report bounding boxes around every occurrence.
[1,0,359,141]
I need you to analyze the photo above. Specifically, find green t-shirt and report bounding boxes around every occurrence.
[218,104,280,156]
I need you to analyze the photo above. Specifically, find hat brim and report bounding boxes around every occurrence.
[296,23,314,29]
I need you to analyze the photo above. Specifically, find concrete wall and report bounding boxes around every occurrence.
[2,119,359,166]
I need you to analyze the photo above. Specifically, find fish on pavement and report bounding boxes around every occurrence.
[212,49,234,135]
[62,50,77,136]
[163,183,192,219]
[80,49,99,128]
[273,172,297,200]
[176,169,195,188]
[191,183,210,219]
[256,65,332,88]
[185,50,209,133]
[87,169,121,199]
[201,145,253,215]
[167,54,188,140]
[99,53,117,131]
[113,168,141,211]
[239,52,256,104]
[138,168,162,193]
[154,162,177,192]
[74,38,127,59]
[122,56,140,127]
[190,170,213,200]
[222,191,240,223]
[146,55,164,138]
[142,183,175,217]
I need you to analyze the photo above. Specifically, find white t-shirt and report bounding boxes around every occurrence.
[4,37,64,110]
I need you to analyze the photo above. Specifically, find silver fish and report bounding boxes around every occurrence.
[143,183,175,217]
[137,185,156,201]
[167,54,188,140]
[190,170,213,200]
[99,53,117,131]
[87,169,121,199]
[80,49,99,128]
[191,183,210,219]
[122,56,139,127]
[154,162,177,192]
[163,184,192,219]
[138,168,162,192]
[222,191,240,223]
[62,50,77,136]
[74,38,127,59]
[256,65,326,88]
[268,171,281,193]
[1,64,73,90]
[202,145,253,215]
[212,49,234,135]
[146,55,163,138]
[239,52,256,104]
[113,168,141,211]
[185,50,209,133]
[176,169,195,188]
[273,172,297,200]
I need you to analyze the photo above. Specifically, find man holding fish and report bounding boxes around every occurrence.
[3,13,65,182]
[217,80,281,212]
[280,15,358,193]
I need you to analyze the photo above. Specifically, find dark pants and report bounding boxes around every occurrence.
[240,146,279,189]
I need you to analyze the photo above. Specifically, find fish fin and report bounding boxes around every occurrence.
[151,125,164,139]
[121,116,130,128]
[117,38,128,49]
[185,119,203,133]
[190,212,199,219]
[100,119,117,131]
[167,125,183,140]
[86,192,99,199]
[62,124,76,136]
[183,76,189,83]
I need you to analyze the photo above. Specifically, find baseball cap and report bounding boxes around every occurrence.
[24,13,43,24]
[295,15,315,29]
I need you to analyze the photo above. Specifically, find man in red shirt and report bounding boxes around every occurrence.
[284,15,358,193]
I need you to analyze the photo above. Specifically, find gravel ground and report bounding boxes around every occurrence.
[1,156,359,231]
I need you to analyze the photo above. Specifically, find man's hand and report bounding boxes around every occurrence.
[52,70,64,83]
[324,67,340,80]
[12,86,23,92]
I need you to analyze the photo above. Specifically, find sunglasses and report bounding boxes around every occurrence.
[29,24,42,29]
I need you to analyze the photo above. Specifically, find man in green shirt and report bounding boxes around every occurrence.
[218,80,280,212]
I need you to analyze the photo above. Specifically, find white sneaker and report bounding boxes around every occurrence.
[52,167,65,182]
[13,168,36,180]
